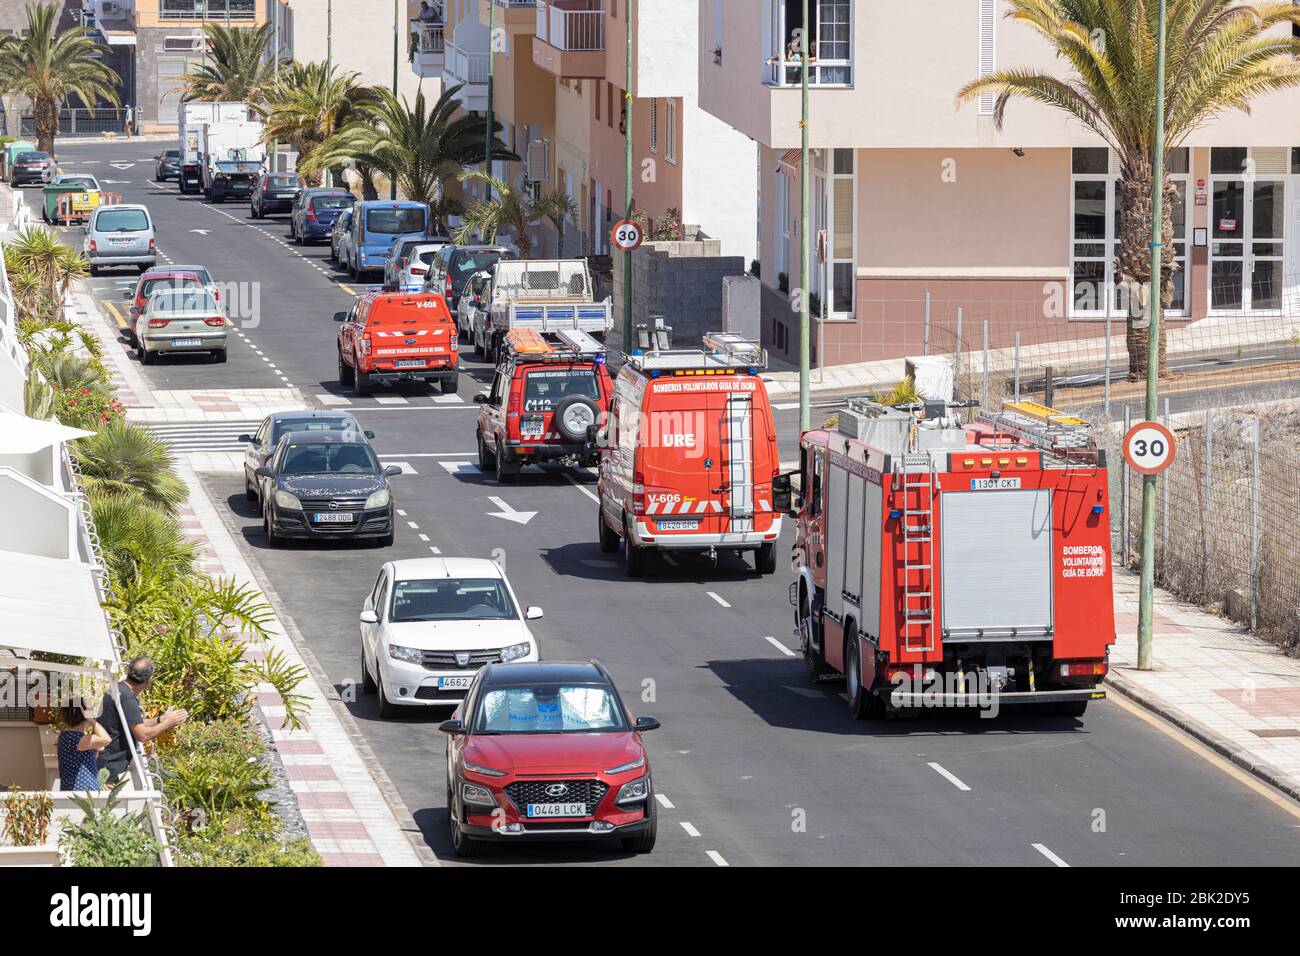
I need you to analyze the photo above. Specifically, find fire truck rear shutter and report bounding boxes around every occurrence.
[940,489,1054,639]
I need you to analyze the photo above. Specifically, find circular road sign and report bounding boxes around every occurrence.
[1122,421,1177,475]
[611,219,643,253]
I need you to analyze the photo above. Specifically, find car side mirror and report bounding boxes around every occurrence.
[359,609,378,624]
[237,434,253,444]
[772,472,793,513]
[129,306,141,315]
[122,290,132,299]
[439,719,467,735]
[333,310,348,322]
[383,465,402,477]
[364,430,375,440]
[525,606,543,620]
[634,715,661,732]
[472,393,488,404]
[254,466,271,479]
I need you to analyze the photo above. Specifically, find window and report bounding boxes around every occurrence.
[607,83,614,128]
[1211,147,1247,175]
[649,98,658,153]
[595,81,601,121]
[391,578,517,622]
[770,0,853,86]
[475,685,626,734]
[830,148,855,316]
[665,99,677,164]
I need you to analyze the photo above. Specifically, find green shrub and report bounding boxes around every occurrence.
[59,779,161,867]
[2,786,54,846]
[159,719,273,819]
[175,810,321,867]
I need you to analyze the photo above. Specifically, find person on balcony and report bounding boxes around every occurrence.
[97,657,188,783]
[417,1,440,21]
[56,699,111,792]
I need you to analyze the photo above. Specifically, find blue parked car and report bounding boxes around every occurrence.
[342,200,429,279]
[290,188,356,245]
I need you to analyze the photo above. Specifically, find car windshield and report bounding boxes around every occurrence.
[266,174,298,187]
[474,685,626,734]
[280,442,379,475]
[17,152,48,163]
[523,368,599,412]
[313,194,353,210]
[58,177,97,188]
[271,417,355,443]
[163,150,180,158]
[216,161,259,173]
[149,289,219,313]
[367,207,425,235]
[452,251,511,286]
[389,577,517,623]
[95,209,150,232]
[140,276,203,299]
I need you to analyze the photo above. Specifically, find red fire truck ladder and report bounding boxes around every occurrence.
[897,453,937,652]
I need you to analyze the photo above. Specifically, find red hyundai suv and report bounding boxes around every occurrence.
[440,660,659,857]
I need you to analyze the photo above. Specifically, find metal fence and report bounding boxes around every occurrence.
[20,107,132,136]
[898,272,1300,654]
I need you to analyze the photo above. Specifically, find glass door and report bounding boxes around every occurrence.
[1210,180,1245,310]
[1250,180,1284,310]
[1210,178,1285,311]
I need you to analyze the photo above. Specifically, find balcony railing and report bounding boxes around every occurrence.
[159,0,255,19]
[535,1,605,52]
[447,41,490,85]
[411,19,445,55]
[764,52,853,87]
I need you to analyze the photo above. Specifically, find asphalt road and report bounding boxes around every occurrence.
[45,141,1300,867]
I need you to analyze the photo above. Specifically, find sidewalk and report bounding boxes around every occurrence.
[70,286,430,866]
[1108,569,1300,802]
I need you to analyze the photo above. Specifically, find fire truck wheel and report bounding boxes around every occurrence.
[554,395,599,442]
[623,520,647,576]
[495,444,517,483]
[477,432,496,471]
[1056,700,1088,718]
[598,508,620,553]
[354,367,371,397]
[754,542,777,575]
[800,593,832,682]
[337,350,354,386]
[845,631,884,720]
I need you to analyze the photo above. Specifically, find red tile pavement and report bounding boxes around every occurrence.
[319,853,386,867]
[254,690,283,706]
[283,763,340,781]
[307,821,372,840]
[266,714,307,731]
[272,739,326,755]
[295,791,354,810]
[1214,687,1300,719]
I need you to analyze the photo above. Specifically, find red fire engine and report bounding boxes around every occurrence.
[790,398,1113,719]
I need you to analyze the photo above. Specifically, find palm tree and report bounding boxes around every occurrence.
[958,1,1300,380]
[0,2,121,154]
[260,62,377,186]
[74,419,188,513]
[180,23,276,106]
[6,226,86,322]
[456,172,576,259]
[312,85,515,217]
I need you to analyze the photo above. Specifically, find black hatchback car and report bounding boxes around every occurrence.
[12,151,54,186]
[254,430,399,547]
[154,148,181,182]
[250,171,303,218]
[290,188,355,245]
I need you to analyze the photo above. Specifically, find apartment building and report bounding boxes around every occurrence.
[294,0,430,103]
[418,0,757,261]
[84,0,292,132]
[700,0,1300,366]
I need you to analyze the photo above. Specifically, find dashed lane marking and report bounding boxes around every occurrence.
[1032,843,1070,868]
[563,472,599,503]
[707,592,731,609]
[927,762,972,792]
[654,793,675,810]
[680,822,700,838]
[706,850,729,867]
[764,635,797,657]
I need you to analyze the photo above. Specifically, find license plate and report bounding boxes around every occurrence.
[658,519,700,531]
[437,676,474,690]
[312,511,355,523]
[395,359,425,368]
[970,477,1022,490]
[170,338,202,347]
[109,237,134,244]
[526,803,587,818]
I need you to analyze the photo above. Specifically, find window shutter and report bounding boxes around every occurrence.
[650,98,658,153]
[1249,147,1288,176]
[978,0,997,116]
[526,138,550,183]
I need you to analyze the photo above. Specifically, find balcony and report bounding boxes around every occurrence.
[445,40,491,112]
[532,1,606,80]
[158,0,255,19]
[409,18,446,76]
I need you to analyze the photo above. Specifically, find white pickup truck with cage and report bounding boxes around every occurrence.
[471,258,612,363]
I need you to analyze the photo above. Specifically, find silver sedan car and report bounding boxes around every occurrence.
[133,287,228,364]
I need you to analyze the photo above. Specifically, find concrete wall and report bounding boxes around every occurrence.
[609,238,745,354]
[0,473,72,560]
[0,726,46,791]
[294,0,428,102]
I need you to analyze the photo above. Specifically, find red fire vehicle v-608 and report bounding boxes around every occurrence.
[790,398,1114,719]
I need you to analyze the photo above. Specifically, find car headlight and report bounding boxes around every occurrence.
[499,641,532,663]
[463,760,506,778]
[273,490,302,510]
[387,644,422,665]
[460,782,497,808]
[605,755,645,776]
[365,488,391,509]
[615,775,651,804]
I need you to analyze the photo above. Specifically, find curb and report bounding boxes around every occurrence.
[1105,670,1300,804]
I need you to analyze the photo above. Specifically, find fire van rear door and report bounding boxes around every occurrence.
[722,392,755,532]
[940,488,1054,640]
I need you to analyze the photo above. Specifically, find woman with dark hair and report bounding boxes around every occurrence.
[57,700,111,792]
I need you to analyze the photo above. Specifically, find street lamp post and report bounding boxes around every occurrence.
[623,0,634,350]
[1137,0,1169,671]
[798,0,811,433]
[485,0,495,204]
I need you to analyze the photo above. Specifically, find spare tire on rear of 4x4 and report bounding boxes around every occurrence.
[553,394,599,442]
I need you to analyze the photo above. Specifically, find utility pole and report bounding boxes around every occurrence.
[270,1,279,172]
[1137,0,1168,671]
[389,0,399,199]
[484,0,495,204]
[798,0,811,432]
[623,0,634,350]
[326,0,332,74]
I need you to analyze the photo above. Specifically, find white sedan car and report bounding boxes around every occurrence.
[359,557,542,717]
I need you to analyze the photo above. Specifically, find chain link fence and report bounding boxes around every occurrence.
[904,274,1300,655]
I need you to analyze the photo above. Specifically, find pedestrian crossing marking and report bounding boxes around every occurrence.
[439,461,476,474]
[374,396,408,405]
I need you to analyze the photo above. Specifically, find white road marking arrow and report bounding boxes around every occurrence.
[486,495,537,525]
[109,162,135,170]
[189,229,211,235]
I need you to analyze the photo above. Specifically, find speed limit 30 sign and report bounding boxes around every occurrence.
[1122,421,1177,475]
[611,219,643,253]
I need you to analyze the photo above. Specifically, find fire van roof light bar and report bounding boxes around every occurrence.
[627,332,767,373]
